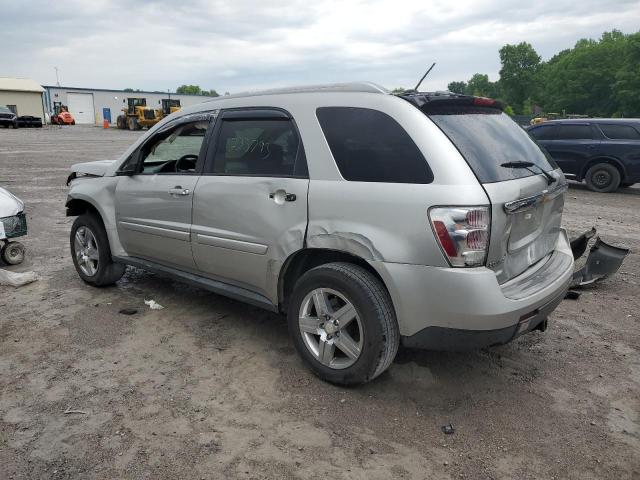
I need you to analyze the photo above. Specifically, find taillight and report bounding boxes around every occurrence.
[429,206,490,267]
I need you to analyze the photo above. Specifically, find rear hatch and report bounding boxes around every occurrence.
[403,94,567,283]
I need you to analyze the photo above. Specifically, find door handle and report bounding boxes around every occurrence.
[269,190,296,204]
[168,186,191,196]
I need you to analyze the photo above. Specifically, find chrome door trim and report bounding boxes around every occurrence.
[195,233,268,255]
[119,221,190,241]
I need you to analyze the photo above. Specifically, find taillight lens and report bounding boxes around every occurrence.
[429,206,490,267]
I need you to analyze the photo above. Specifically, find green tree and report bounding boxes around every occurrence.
[613,32,640,116]
[465,73,499,98]
[391,87,406,95]
[447,81,466,94]
[498,42,541,113]
[176,84,203,95]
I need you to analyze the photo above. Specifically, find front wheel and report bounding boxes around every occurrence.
[287,262,399,385]
[585,163,621,193]
[70,213,125,286]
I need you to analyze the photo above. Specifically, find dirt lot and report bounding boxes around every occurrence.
[1,125,639,479]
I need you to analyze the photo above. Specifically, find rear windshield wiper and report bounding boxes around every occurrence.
[500,161,556,185]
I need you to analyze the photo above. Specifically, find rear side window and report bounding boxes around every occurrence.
[529,125,556,140]
[555,125,593,140]
[599,124,640,140]
[316,107,433,183]
[212,118,306,177]
[429,109,556,183]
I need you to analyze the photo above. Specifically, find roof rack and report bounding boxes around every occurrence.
[205,82,389,101]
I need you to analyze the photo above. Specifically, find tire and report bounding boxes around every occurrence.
[1,241,25,265]
[585,163,621,193]
[128,117,140,131]
[116,115,125,129]
[70,213,125,286]
[287,262,399,385]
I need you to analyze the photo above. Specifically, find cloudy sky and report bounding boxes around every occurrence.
[2,0,639,94]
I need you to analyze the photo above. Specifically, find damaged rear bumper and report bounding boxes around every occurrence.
[371,229,573,350]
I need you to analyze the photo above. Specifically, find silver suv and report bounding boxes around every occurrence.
[66,83,574,385]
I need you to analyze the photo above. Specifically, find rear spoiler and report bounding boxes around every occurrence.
[398,92,505,113]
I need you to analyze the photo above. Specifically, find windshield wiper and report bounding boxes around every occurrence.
[500,161,556,185]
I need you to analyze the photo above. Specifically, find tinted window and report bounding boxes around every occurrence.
[529,125,556,140]
[555,125,593,140]
[139,121,208,174]
[429,109,556,183]
[213,118,304,176]
[599,124,640,140]
[316,107,432,183]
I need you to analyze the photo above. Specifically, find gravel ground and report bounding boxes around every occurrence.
[1,125,639,479]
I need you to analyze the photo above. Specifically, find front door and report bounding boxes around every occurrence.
[115,115,213,270]
[192,109,309,301]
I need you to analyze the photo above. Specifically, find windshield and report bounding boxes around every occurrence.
[428,108,557,183]
[0,106,13,114]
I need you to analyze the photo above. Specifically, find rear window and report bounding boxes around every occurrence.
[555,125,593,140]
[428,109,556,183]
[316,107,433,183]
[599,124,640,140]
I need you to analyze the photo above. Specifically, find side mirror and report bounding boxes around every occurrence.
[115,167,136,176]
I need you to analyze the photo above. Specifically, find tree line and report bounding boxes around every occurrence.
[445,30,640,117]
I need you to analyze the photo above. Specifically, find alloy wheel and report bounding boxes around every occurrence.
[74,226,99,276]
[298,288,363,369]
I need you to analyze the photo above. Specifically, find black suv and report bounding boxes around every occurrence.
[528,119,640,192]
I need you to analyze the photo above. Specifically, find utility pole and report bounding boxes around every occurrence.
[54,67,60,86]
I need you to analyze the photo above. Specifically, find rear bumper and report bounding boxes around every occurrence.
[371,229,574,348]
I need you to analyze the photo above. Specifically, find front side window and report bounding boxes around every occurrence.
[316,107,432,183]
[599,124,640,140]
[529,125,556,140]
[555,125,593,140]
[138,120,209,174]
[212,118,304,176]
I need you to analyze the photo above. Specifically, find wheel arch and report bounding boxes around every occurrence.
[278,248,390,314]
[579,156,627,182]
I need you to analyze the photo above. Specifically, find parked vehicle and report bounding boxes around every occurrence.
[16,116,43,128]
[0,105,18,128]
[527,119,640,192]
[0,187,28,265]
[51,105,76,125]
[161,98,181,118]
[66,83,573,385]
[116,98,161,131]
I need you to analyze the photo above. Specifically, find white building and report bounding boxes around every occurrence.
[0,77,46,119]
[43,86,218,125]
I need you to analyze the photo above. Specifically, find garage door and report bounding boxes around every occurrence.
[67,93,95,124]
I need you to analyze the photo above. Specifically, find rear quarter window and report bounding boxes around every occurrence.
[598,124,640,140]
[316,107,433,183]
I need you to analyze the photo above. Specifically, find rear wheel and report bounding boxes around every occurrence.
[70,213,125,286]
[128,117,140,131]
[287,262,399,385]
[585,163,621,193]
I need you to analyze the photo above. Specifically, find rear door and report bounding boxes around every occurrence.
[427,107,566,283]
[538,123,600,175]
[114,114,213,270]
[191,109,309,300]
